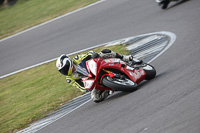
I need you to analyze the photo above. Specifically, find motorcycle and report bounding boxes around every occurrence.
[76,57,156,97]
[156,0,180,9]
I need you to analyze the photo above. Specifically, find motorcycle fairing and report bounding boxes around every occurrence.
[98,58,146,84]
[82,58,146,90]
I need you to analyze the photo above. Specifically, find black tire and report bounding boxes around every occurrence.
[142,64,156,80]
[102,76,137,92]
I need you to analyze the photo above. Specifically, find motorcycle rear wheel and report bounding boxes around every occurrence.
[142,64,156,80]
[102,76,137,92]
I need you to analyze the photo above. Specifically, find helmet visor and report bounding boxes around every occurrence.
[59,63,70,75]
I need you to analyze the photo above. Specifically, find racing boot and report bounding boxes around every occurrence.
[132,58,143,65]
[125,55,143,65]
[91,89,111,103]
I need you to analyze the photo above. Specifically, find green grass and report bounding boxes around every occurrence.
[0,0,99,39]
[0,62,84,133]
[0,44,130,133]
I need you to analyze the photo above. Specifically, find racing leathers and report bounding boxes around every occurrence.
[66,49,141,102]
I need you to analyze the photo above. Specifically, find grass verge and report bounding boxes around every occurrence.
[0,0,99,40]
[0,44,130,133]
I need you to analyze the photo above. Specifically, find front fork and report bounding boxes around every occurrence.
[100,69,126,84]
[99,69,115,84]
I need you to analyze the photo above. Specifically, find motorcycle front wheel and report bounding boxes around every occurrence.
[102,76,137,92]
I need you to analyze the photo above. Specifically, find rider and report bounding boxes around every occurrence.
[56,49,142,102]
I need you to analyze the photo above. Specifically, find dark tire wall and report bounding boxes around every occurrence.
[102,76,138,92]
[143,64,156,80]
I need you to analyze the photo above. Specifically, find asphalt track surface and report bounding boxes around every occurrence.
[1,0,200,133]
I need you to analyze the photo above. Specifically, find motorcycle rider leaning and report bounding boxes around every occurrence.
[56,49,142,102]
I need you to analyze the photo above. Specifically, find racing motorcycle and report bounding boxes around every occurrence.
[156,0,180,9]
[76,57,156,94]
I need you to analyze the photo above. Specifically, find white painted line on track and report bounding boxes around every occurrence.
[0,31,176,79]
[0,39,116,79]
[0,0,106,43]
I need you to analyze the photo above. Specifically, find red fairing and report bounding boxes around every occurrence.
[82,77,95,89]
[82,58,147,91]
[126,68,146,84]
[98,58,146,84]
